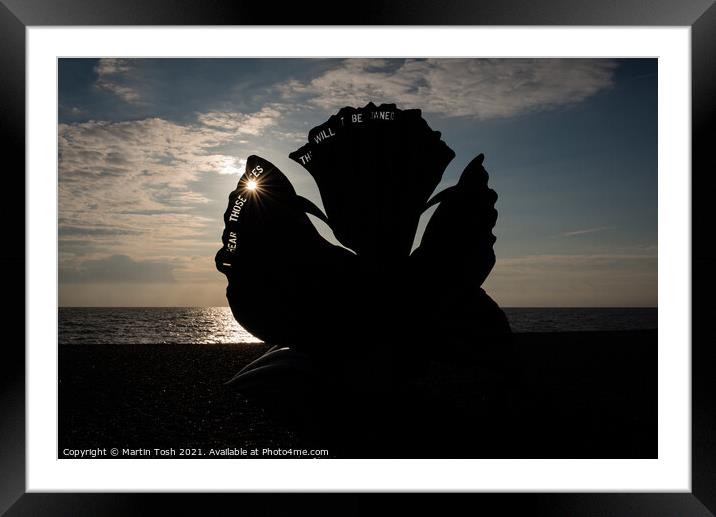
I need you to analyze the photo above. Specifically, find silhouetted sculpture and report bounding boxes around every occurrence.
[410,152,511,355]
[215,154,356,355]
[215,103,512,451]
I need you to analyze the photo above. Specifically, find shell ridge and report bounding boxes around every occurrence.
[289,102,456,259]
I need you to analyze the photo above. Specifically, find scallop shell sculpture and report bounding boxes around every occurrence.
[216,102,510,363]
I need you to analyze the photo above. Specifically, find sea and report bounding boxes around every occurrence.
[58,307,657,345]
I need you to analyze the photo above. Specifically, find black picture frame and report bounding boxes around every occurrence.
[3,1,715,514]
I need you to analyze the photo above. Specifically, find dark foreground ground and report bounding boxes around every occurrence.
[59,330,656,459]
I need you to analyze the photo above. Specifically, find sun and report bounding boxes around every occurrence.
[246,179,258,191]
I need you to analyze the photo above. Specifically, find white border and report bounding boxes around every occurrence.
[27,27,690,491]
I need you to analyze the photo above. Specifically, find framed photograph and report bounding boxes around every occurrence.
[4,0,715,514]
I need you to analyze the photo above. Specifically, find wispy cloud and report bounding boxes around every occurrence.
[278,58,618,119]
[58,107,286,282]
[197,105,282,135]
[59,104,87,117]
[94,58,142,103]
[556,226,612,238]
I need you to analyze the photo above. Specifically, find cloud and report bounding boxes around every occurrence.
[58,107,285,280]
[215,157,247,175]
[59,104,87,117]
[58,111,275,218]
[59,117,231,233]
[556,226,612,238]
[279,58,617,119]
[94,58,141,103]
[60,254,175,283]
[197,106,282,135]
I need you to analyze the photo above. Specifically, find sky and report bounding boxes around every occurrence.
[58,58,657,307]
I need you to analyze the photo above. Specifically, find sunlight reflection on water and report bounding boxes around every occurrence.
[59,306,263,345]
